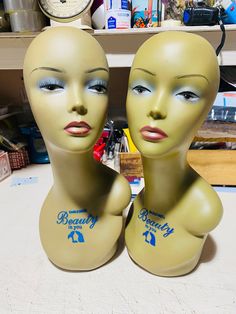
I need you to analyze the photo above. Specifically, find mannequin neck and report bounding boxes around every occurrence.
[46,141,101,202]
[142,150,192,213]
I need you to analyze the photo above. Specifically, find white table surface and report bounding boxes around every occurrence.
[0,164,235,314]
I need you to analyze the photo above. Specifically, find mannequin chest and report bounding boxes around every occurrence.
[125,191,207,275]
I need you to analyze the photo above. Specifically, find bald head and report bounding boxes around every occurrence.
[132,31,219,94]
[126,32,220,157]
[22,27,109,152]
[23,27,108,79]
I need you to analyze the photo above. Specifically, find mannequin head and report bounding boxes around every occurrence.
[23,27,109,153]
[126,31,219,158]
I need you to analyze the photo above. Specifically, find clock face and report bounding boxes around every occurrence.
[38,0,93,22]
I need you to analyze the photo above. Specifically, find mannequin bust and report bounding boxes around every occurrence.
[125,31,223,276]
[23,27,131,271]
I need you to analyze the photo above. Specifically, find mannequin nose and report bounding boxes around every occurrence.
[147,107,166,120]
[148,92,167,120]
[72,104,88,115]
[148,109,166,120]
[67,89,88,115]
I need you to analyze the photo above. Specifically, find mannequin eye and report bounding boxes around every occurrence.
[132,85,151,95]
[88,84,107,94]
[87,80,108,94]
[40,84,64,91]
[176,91,199,102]
[38,78,65,92]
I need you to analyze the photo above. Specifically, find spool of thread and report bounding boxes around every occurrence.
[105,0,130,29]
[3,0,39,13]
[105,9,130,29]
[10,10,46,32]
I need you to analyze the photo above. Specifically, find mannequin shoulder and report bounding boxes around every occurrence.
[183,178,223,236]
[104,171,131,215]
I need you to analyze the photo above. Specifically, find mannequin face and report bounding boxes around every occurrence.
[126,32,219,158]
[23,27,109,153]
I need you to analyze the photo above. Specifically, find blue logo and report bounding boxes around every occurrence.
[56,209,98,244]
[108,17,116,29]
[142,230,156,246]
[68,231,85,243]
[138,208,175,246]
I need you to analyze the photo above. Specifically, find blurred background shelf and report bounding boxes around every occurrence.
[0,112,21,121]
[195,121,236,141]
[0,25,236,68]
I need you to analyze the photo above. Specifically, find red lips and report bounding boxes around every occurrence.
[140,126,168,141]
[64,121,91,136]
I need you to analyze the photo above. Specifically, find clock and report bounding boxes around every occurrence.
[38,0,94,23]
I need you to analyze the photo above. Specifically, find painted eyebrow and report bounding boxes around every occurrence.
[85,67,108,73]
[31,66,108,75]
[132,68,156,76]
[176,74,209,83]
[31,66,65,73]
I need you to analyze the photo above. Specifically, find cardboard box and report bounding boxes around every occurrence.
[119,152,143,177]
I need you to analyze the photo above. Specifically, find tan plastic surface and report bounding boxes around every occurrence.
[125,31,223,276]
[23,27,131,270]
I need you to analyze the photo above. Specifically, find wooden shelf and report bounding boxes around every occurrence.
[0,25,236,68]
[94,24,236,35]
[195,121,236,141]
[119,149,236,185]
[187,149,236,185]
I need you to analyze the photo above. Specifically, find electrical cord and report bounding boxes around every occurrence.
[215,8,226,56]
